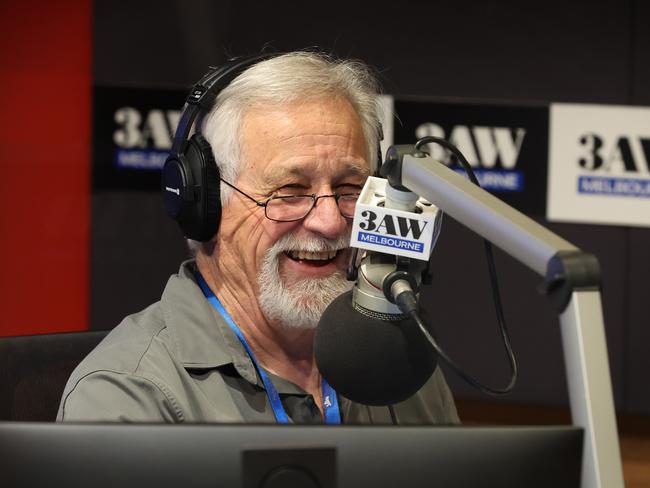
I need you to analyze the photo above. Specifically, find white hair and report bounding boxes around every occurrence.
[202,50,383,205]
[188,51,383,255]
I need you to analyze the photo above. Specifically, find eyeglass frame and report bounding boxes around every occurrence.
[219,178,361,222]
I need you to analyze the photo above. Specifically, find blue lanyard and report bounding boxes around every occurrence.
[196,273,341,424]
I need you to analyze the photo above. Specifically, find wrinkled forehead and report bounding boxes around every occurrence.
[239,98,370,182]
[267,159,369,180]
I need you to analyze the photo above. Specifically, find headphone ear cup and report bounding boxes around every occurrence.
[192,134,222,241]
[170,133,221,242]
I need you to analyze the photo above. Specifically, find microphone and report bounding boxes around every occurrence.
[314,177,443,406]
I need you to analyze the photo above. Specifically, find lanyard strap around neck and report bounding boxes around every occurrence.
[196,272,341,425]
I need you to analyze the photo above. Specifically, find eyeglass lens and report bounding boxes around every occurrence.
[265,194,359,221]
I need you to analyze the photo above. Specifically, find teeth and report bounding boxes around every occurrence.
[287,250,339,260]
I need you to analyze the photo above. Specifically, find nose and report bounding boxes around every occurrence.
[302,194,349,239]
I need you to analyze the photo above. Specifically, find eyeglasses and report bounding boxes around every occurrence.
[220,179,360,222]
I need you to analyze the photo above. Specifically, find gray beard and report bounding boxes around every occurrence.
[257,233,352,329]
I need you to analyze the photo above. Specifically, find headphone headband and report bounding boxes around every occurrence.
[171,54,277,154]
[162,51,383,242]
[163,53,280,241]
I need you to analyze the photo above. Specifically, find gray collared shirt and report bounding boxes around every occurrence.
[57,261,459,424]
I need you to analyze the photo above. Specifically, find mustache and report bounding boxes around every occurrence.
[267,232,350,255]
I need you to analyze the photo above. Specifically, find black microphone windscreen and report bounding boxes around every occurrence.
[314,290,437,406]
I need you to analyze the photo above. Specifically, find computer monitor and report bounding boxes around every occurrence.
[0,423,582,488]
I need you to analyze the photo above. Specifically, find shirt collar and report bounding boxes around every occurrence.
[160,260,255,381]
[160,260,305,394]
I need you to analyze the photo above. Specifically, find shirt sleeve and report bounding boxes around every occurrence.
[432,367,461,424]
[391,368,461,425]
[57,370,183,423]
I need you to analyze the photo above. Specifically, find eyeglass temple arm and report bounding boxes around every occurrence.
[219,178,267,207]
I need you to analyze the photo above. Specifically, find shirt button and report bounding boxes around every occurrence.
[305,397,319,414]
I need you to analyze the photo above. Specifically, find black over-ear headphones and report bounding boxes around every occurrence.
[162,53,277,242]
[163,52,385,242]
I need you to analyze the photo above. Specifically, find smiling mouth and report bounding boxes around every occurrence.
[284,249,343,265]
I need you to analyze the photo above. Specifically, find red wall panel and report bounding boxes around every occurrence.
[0,0,91,336]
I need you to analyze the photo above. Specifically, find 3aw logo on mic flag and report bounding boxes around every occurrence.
[351,177,441,261]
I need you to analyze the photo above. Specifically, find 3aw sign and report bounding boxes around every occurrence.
[93,85,185,191]
[351,177,441,261]
[415,123,526,191]
[112,106,180,170]
[548,103,650,227]
[392,99,549,215]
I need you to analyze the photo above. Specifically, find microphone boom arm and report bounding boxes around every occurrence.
[383,147,624,488]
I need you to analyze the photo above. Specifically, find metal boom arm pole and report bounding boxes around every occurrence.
[385,148,624,488]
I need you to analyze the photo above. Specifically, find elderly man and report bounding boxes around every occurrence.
[58,52,459,424]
